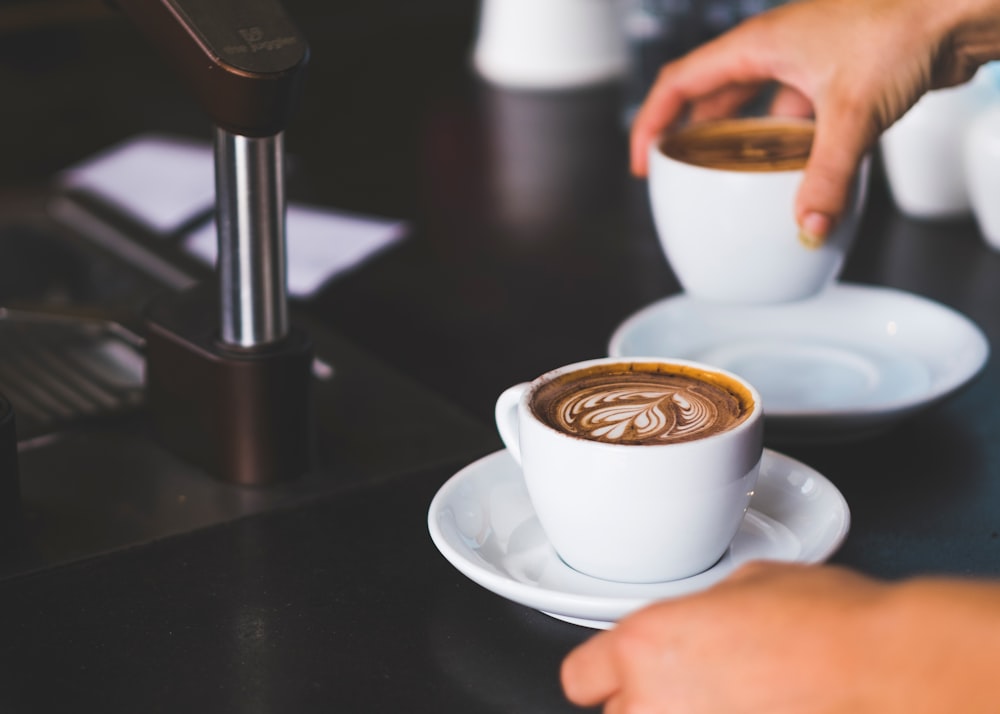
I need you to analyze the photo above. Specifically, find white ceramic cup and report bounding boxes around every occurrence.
[881,67,998,219]
[648,117,869,304]
[495,357,764,583]
[964,102,1000,251]
[472,0,627,90]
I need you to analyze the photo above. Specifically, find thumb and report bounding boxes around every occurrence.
[795,108,875,248]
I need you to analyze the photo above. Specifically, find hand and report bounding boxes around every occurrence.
[561,561,1000,713]
[630,0,1000,242]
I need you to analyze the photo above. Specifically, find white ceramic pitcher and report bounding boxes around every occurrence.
[473,0,627,89]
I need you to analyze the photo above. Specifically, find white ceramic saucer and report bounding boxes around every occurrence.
[609,283,989,442]
[428,449,849,629]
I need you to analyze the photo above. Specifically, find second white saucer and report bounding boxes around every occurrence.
[428,449,850,629]
[609,283,989,442]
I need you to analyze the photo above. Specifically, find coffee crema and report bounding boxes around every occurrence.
[531,362,753,445]
[659,117,814,172]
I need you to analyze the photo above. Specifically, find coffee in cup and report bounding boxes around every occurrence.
[530,361,753,445]
[495,357,763,583]
[648,117,869,303]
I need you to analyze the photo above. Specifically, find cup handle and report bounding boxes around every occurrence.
[494,382,529,465]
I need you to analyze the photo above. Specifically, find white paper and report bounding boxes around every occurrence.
[58,133,216,234]
[58,133,408,297]
[183,205,407,298]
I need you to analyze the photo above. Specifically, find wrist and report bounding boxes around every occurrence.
[937,0,1000,75]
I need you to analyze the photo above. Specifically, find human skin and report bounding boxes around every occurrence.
[561,561,1000,713]
[629,0,1000,245]
[576,1,1000,710]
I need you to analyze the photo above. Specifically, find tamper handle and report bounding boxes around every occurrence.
[114,0,309,137]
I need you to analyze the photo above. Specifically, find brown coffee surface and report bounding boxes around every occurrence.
[660,118,814,172]
[531,363,753,445]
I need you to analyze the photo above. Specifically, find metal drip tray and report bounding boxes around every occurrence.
[0,309,145,441]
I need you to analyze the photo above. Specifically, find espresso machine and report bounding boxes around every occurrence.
[116,0,313,486]
[0,0,499,579]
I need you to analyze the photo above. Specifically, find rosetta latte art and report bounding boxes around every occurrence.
[531,364,749,445]
[558,382,723,444]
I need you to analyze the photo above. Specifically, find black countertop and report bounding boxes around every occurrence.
[0,460,586,712]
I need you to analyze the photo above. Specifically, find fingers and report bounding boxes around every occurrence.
[560,630,621,706]
[768,84,814,118]
[630,26,778,176]
[687,84,766,124]
[561,563,818,708]
[795,91,878,244]
[629,62,692,176]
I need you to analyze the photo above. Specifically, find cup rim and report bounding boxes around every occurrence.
[649,116,816,175]
[521,356,762,448]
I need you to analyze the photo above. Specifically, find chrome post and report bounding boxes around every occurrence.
[214,128,289,348]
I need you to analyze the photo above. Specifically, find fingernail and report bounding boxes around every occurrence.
[799,212,831,249]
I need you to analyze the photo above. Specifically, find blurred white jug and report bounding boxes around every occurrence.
[964,100,1000,251]
[880,66,999,219]
[473,0,628,89]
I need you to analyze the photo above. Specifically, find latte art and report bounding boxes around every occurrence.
[561,384,722,442]
[532,363,752,445]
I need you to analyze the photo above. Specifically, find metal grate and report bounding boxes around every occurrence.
[0,309,145,440]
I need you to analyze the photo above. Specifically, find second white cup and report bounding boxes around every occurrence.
[648,117,869,304]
